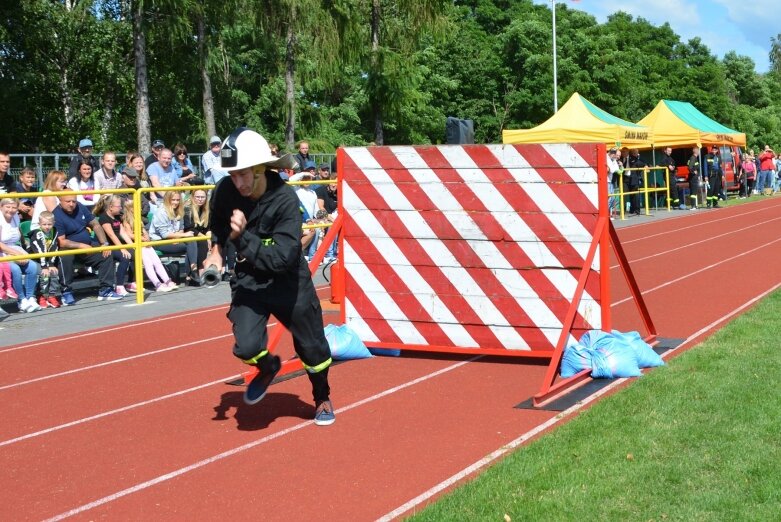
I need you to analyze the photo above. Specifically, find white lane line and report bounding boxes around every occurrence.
[0,305,228,354]
[376,281,781,521]
[0,282,330,355]
[0,334,232,392]
[609,214,781,270]
[0,374,240,448]
[619,202,781,244]
[42,356,481,522]
[612,235,781,307]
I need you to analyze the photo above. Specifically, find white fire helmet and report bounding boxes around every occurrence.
[220,127,298,172]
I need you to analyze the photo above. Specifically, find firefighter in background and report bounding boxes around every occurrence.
[660,146,685,210]
[203,127,335,426]
[704,145,723,209]
[687,146,703,210]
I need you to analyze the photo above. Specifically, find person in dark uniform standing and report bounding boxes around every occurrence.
[687,146,703,210]
[704,145,722,208]
[627,149,645,215]
[660,147,685,210]
[202,127,335,426]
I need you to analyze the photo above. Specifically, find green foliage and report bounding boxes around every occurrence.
[2,0,781,153]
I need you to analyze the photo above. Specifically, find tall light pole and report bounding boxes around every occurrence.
[551,0,558,113]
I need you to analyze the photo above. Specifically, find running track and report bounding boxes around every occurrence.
[3,198,781,521]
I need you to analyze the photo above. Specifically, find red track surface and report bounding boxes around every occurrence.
[3,199,781,521]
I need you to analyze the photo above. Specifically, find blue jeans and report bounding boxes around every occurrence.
[10,260,40,300]
[758,170,773,192]
[322,227,337,258]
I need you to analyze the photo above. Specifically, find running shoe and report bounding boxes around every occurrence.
[97,289,124,301]
[244,354,281,405]
[61,291,76,306]
[314,400,336,426]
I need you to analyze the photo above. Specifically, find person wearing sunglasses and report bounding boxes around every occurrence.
[172,143,202,186]
[202,127,336,426]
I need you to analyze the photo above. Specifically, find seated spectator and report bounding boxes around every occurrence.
[145,139,165,169]
[0,198,41,312]
[54,194,123,304]
[68,138,101,180]
[201,135,229,185]
[148,191,198,284]
[0,152,14,194]
[317,163,330,182]
[94,195,135,296]
[27,211,62,308]
[67,158,97,209]
[118,166,151,226]
[147,148,180,199]
[172,143,203,186]
[125,151,157,207]
[293,141,312,173]
[183,189,210,272]
[14,167,39,222]
[0,250,12,300]
[93,151,123,191]
[315,170,338,262]
[290,162,320,259]
[121,200,176,292]
[31,170,68,232]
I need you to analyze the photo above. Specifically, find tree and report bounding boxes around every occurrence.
[770,33,781,74]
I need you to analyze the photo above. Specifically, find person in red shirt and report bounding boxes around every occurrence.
[758,145,776,194]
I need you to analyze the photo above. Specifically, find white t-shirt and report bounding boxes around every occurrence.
[0,213,22,256]
[67,177,96,208]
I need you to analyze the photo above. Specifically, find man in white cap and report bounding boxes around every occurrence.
[202,127,335,426]
[202,135,229,185]
[68,138,100,178]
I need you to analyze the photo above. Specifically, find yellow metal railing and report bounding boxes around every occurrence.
[607,166,675,220]
[2,177,339,305]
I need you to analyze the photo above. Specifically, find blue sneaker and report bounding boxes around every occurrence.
[61,291,76,306]
[97,289,124,301]
[244,354,281,405]
[314,400,335,426]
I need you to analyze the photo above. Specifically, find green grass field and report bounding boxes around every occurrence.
[410,291,781,521]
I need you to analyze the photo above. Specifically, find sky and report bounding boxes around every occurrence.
[536,0,777,72]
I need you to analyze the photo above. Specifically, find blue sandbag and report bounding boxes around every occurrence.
[561,342,594,378]
[324,324,373,360]
[369,347,401,357]
[594,343,642,378]
[579,329,642,378]
[610,330,665,368]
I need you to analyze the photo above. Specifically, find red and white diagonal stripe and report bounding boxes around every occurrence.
[341,143,604,352]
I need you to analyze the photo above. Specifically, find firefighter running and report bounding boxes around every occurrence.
[203,127,335,426]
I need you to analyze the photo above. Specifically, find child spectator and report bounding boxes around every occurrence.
[94,194,135,296]
[14,167,39,222]
[0,256,13,299]
[27,211,62,308]
[121,200,176,291]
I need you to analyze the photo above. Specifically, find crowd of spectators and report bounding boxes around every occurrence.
[0,136,338,321]
[607,143,781,217]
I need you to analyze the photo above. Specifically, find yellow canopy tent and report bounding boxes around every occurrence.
[502,92,653,147]
[637,100,746,148]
